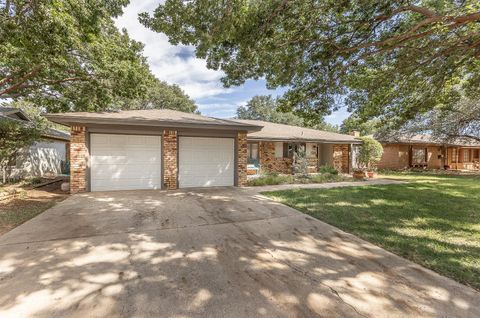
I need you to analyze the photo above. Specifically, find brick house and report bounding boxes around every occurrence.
[44,110,361,193]
[377,135,480,171]
[233,120,361,175]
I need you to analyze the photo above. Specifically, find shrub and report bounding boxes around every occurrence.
[247,174,292,186]
[309,173,344,183]
[29,177,44,185]
[319,165,339,175]
[356,137,384,170]
[292,148,309,176]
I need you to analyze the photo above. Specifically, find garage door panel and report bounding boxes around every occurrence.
[90,134,161,191]
[91,164,161,179]
[179,137,234,188]
[91,179,161,191]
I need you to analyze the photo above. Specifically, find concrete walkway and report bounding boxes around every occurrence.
[0,184,478,317]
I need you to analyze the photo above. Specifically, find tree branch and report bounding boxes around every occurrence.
[0,65,43,97]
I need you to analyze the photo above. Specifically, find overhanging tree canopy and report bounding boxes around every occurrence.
[0,0,154,112]
[140,1,480,127]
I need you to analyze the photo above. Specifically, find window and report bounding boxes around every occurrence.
[463,149,471,162]
[451,148,458,163]
[247,143,258,163]
[283,143,305,159]
[474,149,479,160]
[412,147,427,165]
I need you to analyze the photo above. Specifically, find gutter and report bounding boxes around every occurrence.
[246,137,362,144]
[43,115,264,132]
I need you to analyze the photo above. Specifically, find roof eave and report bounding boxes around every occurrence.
[246,136,362,144]
[41,134,70,142]
[43,115,263,132]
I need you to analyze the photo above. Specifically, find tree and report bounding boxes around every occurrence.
[356,137,384,171]
[383,97,480,142]
[140,1,480,128]
[115,78,198,113]
[237,95,304,126]
[292,148,308,177]
[340,116,380,136]
[0,116,45,183]
[0,0,154,112]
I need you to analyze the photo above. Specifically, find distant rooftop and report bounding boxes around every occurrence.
[377,134,480,147]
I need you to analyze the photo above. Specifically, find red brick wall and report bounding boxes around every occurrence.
[70,126,87,193]
[333,144,349,173]
[378,145,402,169]
[237,132,248,186]
[163,130,178,190]
[259,141,292,174]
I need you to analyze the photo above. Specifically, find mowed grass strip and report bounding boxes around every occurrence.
[263,173,480,290]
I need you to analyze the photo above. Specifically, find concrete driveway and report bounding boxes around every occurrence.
[0,186,479,317]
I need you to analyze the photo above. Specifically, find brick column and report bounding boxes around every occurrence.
[163,130,178,189]
[237,132,248,186]
[70,126,87,193]
[333,144,349,173]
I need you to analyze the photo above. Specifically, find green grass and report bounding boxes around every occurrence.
[247,172,346,186]
[263,172,480,290]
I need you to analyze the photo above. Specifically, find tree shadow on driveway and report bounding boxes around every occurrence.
[0,188,479,317]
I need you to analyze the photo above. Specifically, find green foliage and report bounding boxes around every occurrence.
[247,173,292,186]
[237,95,339,132]
[390,96,480,142]
[237,95,304,126]
[357,137,384,170]
[141,1,480,128]
[318,165,338,175]
[28,176,44,185]
[264,173,480,289]
[0,116,45,182]
[247,170,345,186]
[115,78,198,113]
[0,0,154,112]
[292,148,308,176]
[340,116,380,136]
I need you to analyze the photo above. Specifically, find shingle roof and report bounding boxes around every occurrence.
[377,134,480,147]
[43,128,70,141]
[0,107,18,113]
[44,109,263,131]
[1,107,70,141]
[0,107,30,121]
[233,119,361,143]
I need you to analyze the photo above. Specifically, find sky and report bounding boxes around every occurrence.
[114,1,350,125]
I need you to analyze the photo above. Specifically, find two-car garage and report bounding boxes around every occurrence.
[90,133,235,191]
[44,109,262,193]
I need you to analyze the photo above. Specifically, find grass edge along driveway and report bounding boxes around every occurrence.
[263,173,480,290]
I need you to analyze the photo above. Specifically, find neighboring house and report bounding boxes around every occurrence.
[0,107,70,180]
[44,109,361,193]
[376,134,480,171]
[232,120,361,175]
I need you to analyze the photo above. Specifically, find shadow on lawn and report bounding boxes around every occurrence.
[265,175,480,291]
[0,186,478,317]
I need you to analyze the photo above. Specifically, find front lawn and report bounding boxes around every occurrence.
[0,182,68,236]
[263,172,480,290]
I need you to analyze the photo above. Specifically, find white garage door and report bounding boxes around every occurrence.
[90,134,161,191]
[179,137,235,188]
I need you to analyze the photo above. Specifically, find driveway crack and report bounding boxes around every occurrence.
[261,245,369,318]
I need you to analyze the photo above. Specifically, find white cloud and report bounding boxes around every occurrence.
[114,1,229,99]
[197,99,249,118]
